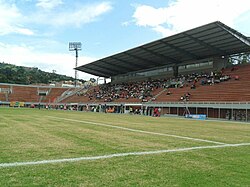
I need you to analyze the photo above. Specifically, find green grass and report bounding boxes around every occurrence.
[0,107,250,186]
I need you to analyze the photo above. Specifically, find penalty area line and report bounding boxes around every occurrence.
[1,143,250,168]
[47,116,226,145]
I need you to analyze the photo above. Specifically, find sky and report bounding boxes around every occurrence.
[1,0,250,81]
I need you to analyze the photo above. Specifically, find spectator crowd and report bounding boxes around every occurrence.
[76,69,232,103]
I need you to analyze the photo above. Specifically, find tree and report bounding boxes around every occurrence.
[228,52,250,65]
[0,62,86,85]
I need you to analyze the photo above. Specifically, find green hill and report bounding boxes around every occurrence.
[0,62,84,85]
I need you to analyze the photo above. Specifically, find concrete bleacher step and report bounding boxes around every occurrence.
[3,64,250,104]
[155,64,250,102]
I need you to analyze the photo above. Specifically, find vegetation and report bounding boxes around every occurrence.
[228,52,250,66]
[0,108,250,186]
[0,62,85,84]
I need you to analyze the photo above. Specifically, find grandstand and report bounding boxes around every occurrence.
[1,21,250,121]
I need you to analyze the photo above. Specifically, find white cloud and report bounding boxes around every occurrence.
[13,27,35,36]
[0,1,34,35]
[0,42,97,80]
[32,1,112,27]
[36,0,63,10]
[152,25,175,37]
[133,5,168,27]
[0,1,112,36]
[0,1,112,80]
[132,0,250,36]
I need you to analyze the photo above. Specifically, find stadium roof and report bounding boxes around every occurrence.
[76,21,250,78]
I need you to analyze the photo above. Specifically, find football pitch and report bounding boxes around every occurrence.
[0,107,250,186]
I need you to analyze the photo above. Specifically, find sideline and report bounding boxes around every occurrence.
[1,143,249,168]
[47,116,226,145]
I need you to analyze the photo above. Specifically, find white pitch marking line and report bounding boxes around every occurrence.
[1,143,250,168]
[47,116,226,145]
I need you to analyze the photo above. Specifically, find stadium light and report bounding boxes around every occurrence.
[69,42,82,87]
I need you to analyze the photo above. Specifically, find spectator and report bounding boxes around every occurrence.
[191,84,196,89]
[166,90,171,95]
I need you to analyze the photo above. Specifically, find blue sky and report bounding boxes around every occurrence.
[1,0,250,80]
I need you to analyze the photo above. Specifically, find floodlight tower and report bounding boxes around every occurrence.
[69,42,82,87]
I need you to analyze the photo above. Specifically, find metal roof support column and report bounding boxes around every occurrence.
[97,77,100,85]
[213,56,228,70]
[246,108,248,122]
[173,65,179,78]
[231,108,233,120]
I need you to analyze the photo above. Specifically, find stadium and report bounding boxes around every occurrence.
[1,21,250,186]
[1,21,250,121]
